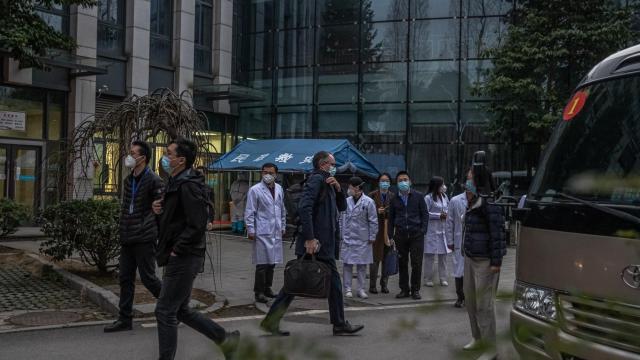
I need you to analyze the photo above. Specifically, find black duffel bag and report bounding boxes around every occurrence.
[283,254,331,298]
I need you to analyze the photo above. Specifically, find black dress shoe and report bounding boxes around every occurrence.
[411,291,422,300]
[264,288,277,298]
[221,330,240,360]
[369,287,378,294]
[381,286,390,294]
[454,299,465,308]
[396,291,411,299]
[333,321,364,336]
[104,319,132,333]
[259,319,290,336]
[255,293,269,303]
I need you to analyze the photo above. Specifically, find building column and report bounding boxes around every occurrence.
[174,0,195,101]
[126,0,151,96]
[213,0,233,114]
[68,4,98,200]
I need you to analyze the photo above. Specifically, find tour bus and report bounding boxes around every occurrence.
[511,44,640,359]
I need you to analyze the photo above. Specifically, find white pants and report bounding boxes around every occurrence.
[423,253,448,283]
[343,264,367,292]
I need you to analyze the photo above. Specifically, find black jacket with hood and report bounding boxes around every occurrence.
[156,168,208,266]
[119,167,164,245]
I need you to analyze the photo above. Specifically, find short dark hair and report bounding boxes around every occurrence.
[132,140,151,164]
[396,170,410,181]
[377,172,391,182]
[312,151,331,170]
[349,176,364,187]
[169,137,197,168]
[261,162,278,173]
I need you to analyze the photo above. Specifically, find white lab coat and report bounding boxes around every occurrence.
[424,193,450,254]
[231,179,249,222]
[446,193,468,278]
[244,182,286,265]
[339,194,378,265]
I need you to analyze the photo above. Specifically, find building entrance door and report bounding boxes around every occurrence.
[0,144,41,211]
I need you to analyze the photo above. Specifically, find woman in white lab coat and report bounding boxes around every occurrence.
[244,163,287,303]
[446,190,468,307]
[423,176,450,287]
[340,177,378,299]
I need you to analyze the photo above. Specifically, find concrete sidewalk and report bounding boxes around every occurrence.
[194,232,516,310]
[2,232,516,312]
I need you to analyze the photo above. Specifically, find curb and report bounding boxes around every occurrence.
[24,253,120,316]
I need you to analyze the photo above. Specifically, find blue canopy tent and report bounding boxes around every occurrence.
[210,139,380,178]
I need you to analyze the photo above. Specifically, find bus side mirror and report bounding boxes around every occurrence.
[512,207,531,222]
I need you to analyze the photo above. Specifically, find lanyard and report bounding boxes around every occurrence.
[129,168,149,214]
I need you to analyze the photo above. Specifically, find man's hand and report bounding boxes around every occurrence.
[490,266,501,273]
[152,199,163,215]
[447,244,454,251]
[206,222,214,231]
[170,251,177,257]
[304,239,320,254]
[248,233,256,240]
[440,212,447,220]
[326,177,341,192]
[378,207,385,215]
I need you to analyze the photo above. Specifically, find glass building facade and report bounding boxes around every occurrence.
[233,0,541,193]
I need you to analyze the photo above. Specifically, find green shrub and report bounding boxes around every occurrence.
[39,199,120,273]
[0,198,30,237]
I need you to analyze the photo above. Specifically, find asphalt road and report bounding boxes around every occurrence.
[0,299,518,360]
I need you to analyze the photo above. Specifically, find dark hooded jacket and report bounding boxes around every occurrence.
[156,168,208,266]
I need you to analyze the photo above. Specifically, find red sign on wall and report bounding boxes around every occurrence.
[562,90,588,121]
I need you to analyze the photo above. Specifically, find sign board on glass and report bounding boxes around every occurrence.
[0,111,26,131]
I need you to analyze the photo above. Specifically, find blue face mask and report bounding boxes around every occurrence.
[379,181,390,190]
[465,179,477,195]
[328,166,337,177]
[398,181,410,192]
[161,155,173,175]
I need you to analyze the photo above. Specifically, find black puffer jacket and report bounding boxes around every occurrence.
[119,167,164,245]
[156,168,208,266]
[463,197,506,267]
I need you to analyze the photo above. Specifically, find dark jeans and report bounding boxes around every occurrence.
[254,264,276,294]
[155,254,227,360]
[263,257,345,327]
[118,243,162,322]
[395,232,424,293]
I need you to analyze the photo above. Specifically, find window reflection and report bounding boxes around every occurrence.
[318,0,360,25]
[362,62,407,102]
[318,25,360,64]
[364,22,408,62]
[318,104,358,138]
[362,103,406,133]
[410,61,458,101]
[318,65,358,104]
[279,0,314,29]
[278,29,314,67]
[463,17,505,59]
[276,106,312,138]
[462,0,513,17]
[411,19,459,60]
[412,0,460,18]
[368,0,409,21]
[277,67,314,105]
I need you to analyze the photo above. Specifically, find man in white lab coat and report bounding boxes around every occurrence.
[446,188,469,308]
[245,163,287,303]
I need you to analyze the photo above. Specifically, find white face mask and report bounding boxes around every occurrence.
[440,185,447,194]
[124,155,138,169]
[262,174,276,185]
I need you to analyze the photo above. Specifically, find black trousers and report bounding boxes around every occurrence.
[395,232,424,293]
[369,245,390,289]
[263,257,345,327]
[455,276,465,301]
[118,243,162,322]
[254,264,276,294]
[155,254,227,360]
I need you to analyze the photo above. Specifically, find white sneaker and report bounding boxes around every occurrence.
[425,281,434,287]
[357,289,368,299]
[463,339,482,351]
[345,290,353,298]
[440,280,449,287]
